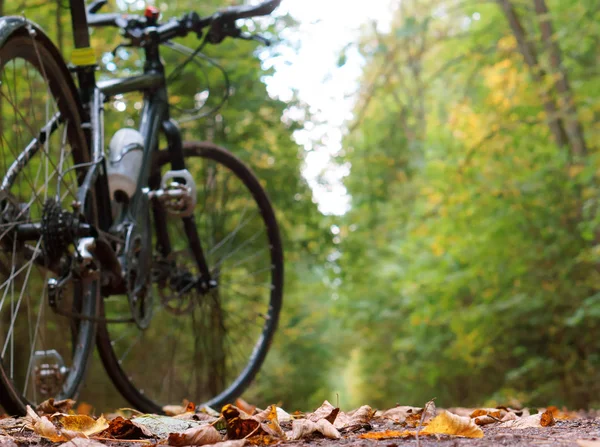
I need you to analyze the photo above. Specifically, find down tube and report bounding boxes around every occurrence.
[137,95,168,192]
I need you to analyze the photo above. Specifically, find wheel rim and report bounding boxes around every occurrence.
[101,146,282,410]
[0,36,94,408]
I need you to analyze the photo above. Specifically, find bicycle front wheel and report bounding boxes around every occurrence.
[97,142,283,413]
[0,30,97,414]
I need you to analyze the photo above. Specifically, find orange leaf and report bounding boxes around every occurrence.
[358,430,413,440]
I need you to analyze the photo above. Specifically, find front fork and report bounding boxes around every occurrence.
[159,120,213,286]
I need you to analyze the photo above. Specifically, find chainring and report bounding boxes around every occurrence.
[123,197,154,329]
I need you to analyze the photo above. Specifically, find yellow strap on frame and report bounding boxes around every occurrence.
[71,47,96,66]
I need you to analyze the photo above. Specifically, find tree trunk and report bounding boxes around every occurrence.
[497,0,569,150]
[533,0,587,157]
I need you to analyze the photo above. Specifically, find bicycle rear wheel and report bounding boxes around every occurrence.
[97,142,283,413]
[0,30,97,415]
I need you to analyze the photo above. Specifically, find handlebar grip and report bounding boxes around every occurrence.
[87,12,123,27]
[220,0,281,21]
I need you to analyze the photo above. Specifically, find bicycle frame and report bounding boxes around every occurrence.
[69,0,212,292]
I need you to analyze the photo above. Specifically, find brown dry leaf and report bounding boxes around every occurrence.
[26,405,83,442]
[168,424,222,446]
[421,411,484,438]
[235,399,256,416]
[502,412,554,430]
[253,405,285,439]
[469,408,505,419]
[473,415,498,426]
[290,419,340,440]
[377,406,423,423]
[221,404,277,441]
[335,405,374,429]
[547,406,579,420]
[164,405,188,416]
[577,441,600,447]
[99,416,153,439]
[358,430,414,440]
[540,409,555,427]
[54,414,109,437]
[36,398,76,415]
[164,401,195,417]
[501,412,517,422]
[306,401,339,425]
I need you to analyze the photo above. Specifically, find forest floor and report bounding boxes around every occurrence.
[1,400,599,447]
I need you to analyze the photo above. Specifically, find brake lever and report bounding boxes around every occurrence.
[111,42,133,57]
[239,32,271,46]
[87,0,108,14]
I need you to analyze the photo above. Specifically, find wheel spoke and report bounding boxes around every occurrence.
[99,144,282,411]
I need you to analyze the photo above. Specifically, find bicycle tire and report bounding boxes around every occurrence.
[96,141,283,413]
[0,31,97,415]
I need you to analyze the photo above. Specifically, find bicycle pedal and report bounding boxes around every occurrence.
[148,169,197,217]
[32,350,68,397]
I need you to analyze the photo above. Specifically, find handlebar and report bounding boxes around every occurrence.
[86,0,280,46]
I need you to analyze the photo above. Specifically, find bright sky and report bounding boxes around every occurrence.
[265,0,394,215]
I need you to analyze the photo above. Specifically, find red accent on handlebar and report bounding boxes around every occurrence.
[144,6,160,21]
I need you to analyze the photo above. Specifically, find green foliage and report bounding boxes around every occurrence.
[337,0,600,410]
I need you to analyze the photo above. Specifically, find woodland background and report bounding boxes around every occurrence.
[1,0,599,412]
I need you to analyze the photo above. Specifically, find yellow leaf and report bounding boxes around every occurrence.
[421,411,483,438]
[55,414,110,436]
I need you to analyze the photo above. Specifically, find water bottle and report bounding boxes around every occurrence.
[107,128,144,200]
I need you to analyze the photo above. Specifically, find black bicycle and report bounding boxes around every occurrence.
[0,0,283,415]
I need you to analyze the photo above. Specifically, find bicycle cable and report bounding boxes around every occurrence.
[163,40,231,122]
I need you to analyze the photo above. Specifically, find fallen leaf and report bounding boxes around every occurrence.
[290,419,340,440]
[235,399,256,416]
[54,414,109,437]
[358,430,414,440]
[306,401,339,425]
[99,416,153,439]
[502,412,554,430]
[222,405,260,439]
[335,405,375,429]
[421,411,483,438]
[164,406,188,416]
[547,406,579,420]
[275,408,292,423]
[164,401,195,417]
[132,415,207,438]
[540,409,555,427]
[377,406,423,423]
[25,406,84,442]
[36,399,76,415]
[253,405,286,438]
[501,412,517,422]
[168,424,222,446]
[473,415,498,426]
[469,408,505,419]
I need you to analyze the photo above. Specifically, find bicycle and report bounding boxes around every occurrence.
[0,0,283,415]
